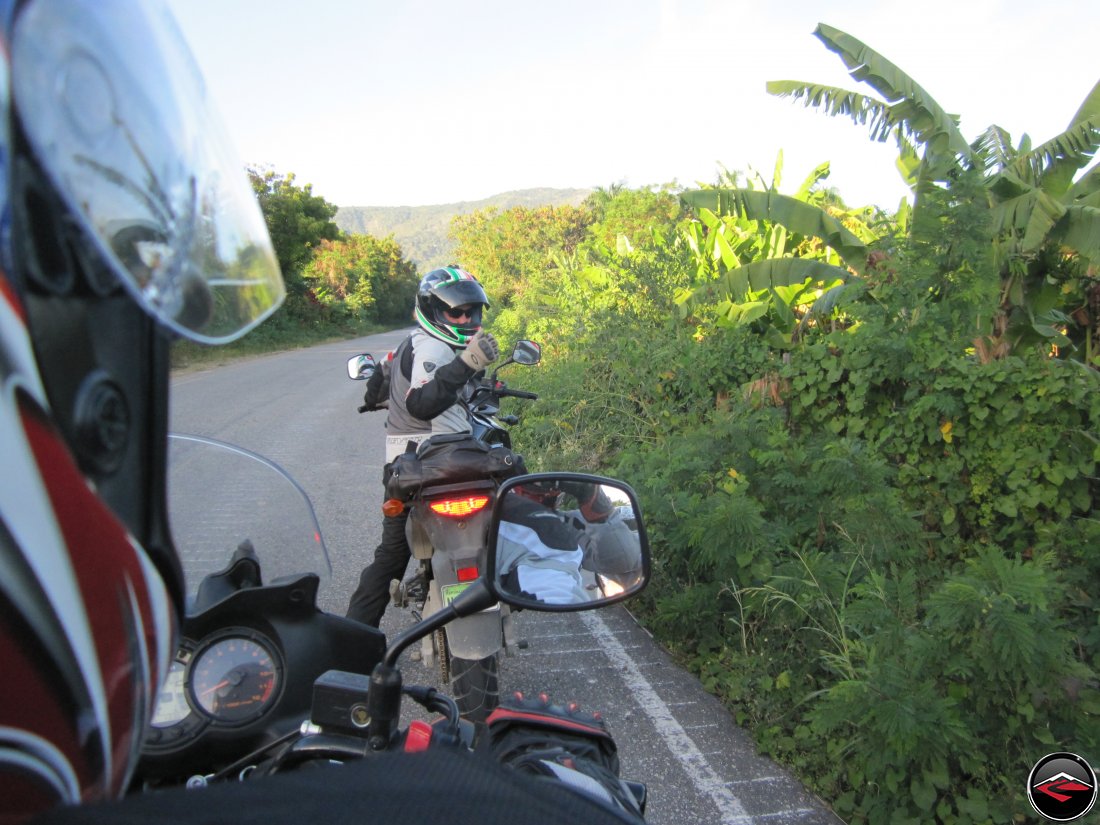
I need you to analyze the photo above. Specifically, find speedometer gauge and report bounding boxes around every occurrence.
[189,633,281,724]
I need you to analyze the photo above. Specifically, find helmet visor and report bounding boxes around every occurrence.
[428,278,489,311]
[12,0,284,344]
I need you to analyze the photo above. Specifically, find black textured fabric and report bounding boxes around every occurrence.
[344,506,411,627]
[33,750,634,825]
[501,495,582,551]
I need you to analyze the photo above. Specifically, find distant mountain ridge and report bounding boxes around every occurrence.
[335,187,593,271]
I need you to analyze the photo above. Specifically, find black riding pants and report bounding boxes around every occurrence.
[345,508,411,627]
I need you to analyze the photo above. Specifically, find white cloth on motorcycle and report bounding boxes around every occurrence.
[385,432,525,500]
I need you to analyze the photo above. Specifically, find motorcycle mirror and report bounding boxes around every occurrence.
[510,340,541,366]
[347,353,377,380]
[484,473,650,612]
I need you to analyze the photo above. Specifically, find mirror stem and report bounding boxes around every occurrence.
[380,580,498,668]
[490,357,514,382]
[383,606,454,667]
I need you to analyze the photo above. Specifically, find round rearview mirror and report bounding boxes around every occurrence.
[511,340,541,366]
[486,473,649,611]
[347,353,377,380]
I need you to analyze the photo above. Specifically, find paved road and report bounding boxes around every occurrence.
[169,330,842,825]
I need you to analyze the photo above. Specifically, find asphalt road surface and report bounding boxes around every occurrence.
[169,329,842,825]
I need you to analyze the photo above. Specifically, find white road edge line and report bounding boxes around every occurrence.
[579,611,756,825]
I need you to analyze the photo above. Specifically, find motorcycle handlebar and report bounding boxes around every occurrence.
[496,388,539,400]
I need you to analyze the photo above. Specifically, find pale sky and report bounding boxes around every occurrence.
[168,0,1100,211]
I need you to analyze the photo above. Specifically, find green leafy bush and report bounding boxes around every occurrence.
[440,180,1100,823]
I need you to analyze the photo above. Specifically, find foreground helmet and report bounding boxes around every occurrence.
[414,266,490,346]
[515,480,564,509]
[0,0,283,817]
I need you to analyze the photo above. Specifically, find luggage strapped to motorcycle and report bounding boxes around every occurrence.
[385,432,526,500]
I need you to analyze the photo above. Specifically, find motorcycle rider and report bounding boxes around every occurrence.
[0,3,635,823]
[497,481,592,604]
[345,266,499,627]
[497,481,643,604]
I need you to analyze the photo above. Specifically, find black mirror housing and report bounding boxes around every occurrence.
[347,353,377,380]
[483,472,650,612]
[510,340,541,366]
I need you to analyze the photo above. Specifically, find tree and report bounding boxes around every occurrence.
[767,24,1100,362]
[677,155,883,346]
[302,234,418,324]
[248,167,342,280]
[583,184,686,251]
[450,204,592,310]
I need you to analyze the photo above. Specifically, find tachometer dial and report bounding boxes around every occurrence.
[189,633,281,724]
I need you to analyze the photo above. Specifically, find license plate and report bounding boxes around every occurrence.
[440,582,500,612]
[440,583,471,606]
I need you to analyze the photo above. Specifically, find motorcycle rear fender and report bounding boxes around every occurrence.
[426,577,504,660]
[406,512,433,560]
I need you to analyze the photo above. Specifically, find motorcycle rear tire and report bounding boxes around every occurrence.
[450,650,500,724]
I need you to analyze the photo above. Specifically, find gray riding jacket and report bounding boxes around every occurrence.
[385,329,476,461]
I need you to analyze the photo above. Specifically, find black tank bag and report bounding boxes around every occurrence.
[385,433,525,500]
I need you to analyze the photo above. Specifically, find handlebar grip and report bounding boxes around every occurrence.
[357,404,370,414]
[503,389,539,400]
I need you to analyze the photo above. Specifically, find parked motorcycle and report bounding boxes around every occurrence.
[138,433,650,820]
[347,340,542,721]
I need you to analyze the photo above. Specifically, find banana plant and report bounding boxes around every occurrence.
[676,154,879,347]
[768,23,1100,361]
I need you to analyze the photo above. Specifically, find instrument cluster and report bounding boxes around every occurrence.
[143,628,284,752]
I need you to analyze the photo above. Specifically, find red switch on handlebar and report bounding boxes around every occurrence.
[404,720,433,752]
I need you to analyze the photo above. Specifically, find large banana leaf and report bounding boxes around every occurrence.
[1008,117,1100,194]
[971,125,1016,173]
[1057,205,1100,264]
[895,132,921,188]
[794,160,832,201]
[766,81,898,143]
[812,24,974,167]
[989,171,1100,262]
[1065,164,1100,207]
[988,173,1068,252]
[1044,80,1100,195]
[683,258,852,307]
[681,188,868,274]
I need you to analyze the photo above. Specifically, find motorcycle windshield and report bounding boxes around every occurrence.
[167,433,331,610]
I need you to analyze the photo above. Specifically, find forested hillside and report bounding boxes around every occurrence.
[335,187,593,270]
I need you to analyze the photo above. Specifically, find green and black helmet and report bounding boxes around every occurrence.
[414,266,490,346]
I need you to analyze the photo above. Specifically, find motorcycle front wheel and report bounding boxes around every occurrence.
[449,648,500,724]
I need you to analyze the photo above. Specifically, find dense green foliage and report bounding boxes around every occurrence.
[768,24,1100,366]
[302,234,417,325]
[455,65,1099,820]
[249,167,419,326]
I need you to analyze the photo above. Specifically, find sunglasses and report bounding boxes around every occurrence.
[443,305,477,321]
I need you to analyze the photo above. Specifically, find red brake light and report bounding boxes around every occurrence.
[429,495,490,518]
